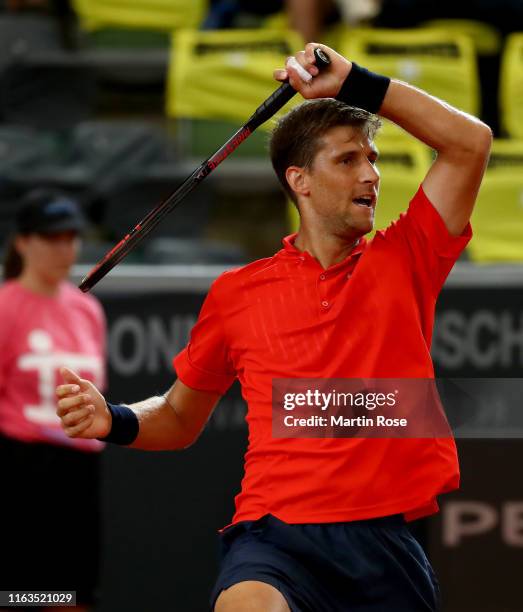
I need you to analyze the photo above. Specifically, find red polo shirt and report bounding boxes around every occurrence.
[174,185,471,524]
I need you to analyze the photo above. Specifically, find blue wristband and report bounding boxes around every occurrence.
[97,402,139,445]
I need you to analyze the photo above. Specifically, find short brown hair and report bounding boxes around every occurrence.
[269,99,381,204]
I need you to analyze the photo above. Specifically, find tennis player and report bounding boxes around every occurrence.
[55,43,492,611]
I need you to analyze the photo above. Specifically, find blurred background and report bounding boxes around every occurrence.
[1,0,522,610]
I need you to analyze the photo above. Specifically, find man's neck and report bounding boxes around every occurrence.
[293,229,360,270]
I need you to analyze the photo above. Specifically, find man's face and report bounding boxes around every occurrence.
[301,125,380,238]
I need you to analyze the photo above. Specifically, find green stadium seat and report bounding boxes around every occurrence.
[468,140,523,262]
[173,117,270,160]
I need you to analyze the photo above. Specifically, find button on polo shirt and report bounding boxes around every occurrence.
[174,185,472,526]
[277,233,365,322]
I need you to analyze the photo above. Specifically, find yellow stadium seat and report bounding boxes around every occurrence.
[287,138,431,234]
[421,20,502,56]
[73,0,207,32]
[167,29,305,157]
[371,138,431,234]
[469,140,523,262]
[499,33,523,139]
[262,12,288,31]
[167,29,304,128]
[339,27,480,141]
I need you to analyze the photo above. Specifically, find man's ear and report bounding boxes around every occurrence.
[285,166,310,199]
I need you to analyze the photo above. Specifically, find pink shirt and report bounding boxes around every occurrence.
[0,280,106,452]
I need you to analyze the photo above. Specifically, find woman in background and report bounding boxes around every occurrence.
[0,189,106,612]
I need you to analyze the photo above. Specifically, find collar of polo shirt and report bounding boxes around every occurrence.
[281,233,367,270]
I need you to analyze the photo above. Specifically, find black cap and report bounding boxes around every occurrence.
[16,189,86,235]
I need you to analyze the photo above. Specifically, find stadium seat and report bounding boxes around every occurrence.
[262,12,288,31]
[0,126,57,178]
[25,121,166,192]
[420,20,502,134]
[2,121,172,235]
[468,140,523,262]
[166,29,304,157]
[71,0,206,86]
[100,169,214,242]
[72,0,208,83]
[371,138,431,234]
[339,28,480,140]
[0,127,62,242]
[0,15,96,129]
[287,138,431,234]
[499,33,523,139]
[72,0,207,32]
[421,20,502,56]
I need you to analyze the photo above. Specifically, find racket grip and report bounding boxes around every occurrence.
[249,82,295,126]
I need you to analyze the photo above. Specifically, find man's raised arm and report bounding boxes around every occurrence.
[56,367,220,451]
[278,42,492,236]
[379,81,492,236]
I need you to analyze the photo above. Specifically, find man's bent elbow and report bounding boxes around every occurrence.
[171,428,204,451]
[461,121,493,159]
[475,122,493,154]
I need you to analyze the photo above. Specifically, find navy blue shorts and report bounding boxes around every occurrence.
[210,513,441,611]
